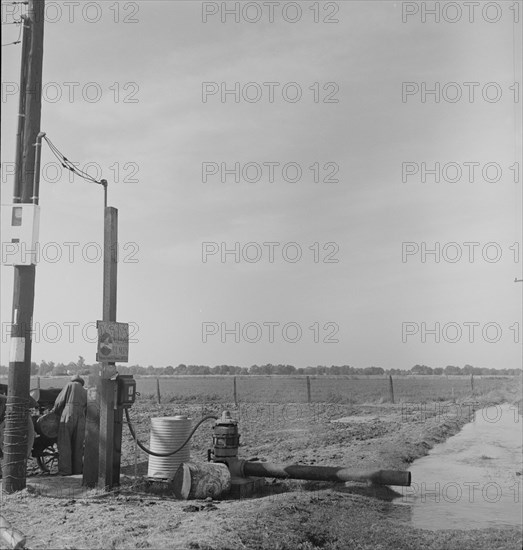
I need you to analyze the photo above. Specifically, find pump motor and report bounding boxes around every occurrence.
[210,411,240,462]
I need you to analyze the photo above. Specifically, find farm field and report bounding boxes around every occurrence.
[1,375,521,549]
[18,374,517,405]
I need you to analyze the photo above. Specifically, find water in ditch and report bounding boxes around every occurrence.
[395,403,522,530]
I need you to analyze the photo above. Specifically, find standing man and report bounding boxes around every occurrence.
[52,375,87,475]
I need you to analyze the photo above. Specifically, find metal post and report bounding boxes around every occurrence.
[306,376,311,403]
[3,0,45,493]
[102,179,108,208]
[31,132,46,203]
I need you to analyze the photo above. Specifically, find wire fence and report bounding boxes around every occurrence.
[12,374,514,406]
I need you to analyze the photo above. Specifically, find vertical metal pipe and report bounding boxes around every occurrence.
[31,131,45,204]
[12,16,30,203]
[102,180,108,209]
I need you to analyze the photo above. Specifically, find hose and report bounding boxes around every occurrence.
[124,407,217,457]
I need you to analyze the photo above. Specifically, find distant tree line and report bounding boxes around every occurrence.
[0,359,520,377]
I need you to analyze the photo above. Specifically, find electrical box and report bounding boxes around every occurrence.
[1,204,41,266]
[116,375,136,407]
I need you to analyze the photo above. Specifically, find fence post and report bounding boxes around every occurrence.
[306,376,311,403]
[134,433,138,481]
[388,375,395,404]
[37,376,40,389]
[156,377,161,404]
[233,376,238,405]
[470,373,474,394]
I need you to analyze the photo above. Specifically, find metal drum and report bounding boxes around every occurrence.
[36,411,59,438]
[147,416,191,479]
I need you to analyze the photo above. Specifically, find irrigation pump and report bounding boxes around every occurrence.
[203,411,412,498]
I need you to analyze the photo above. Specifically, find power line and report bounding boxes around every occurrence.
[43,135,105,185]
[1,19,22,46]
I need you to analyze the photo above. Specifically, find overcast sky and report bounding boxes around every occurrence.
[1,1,521,370]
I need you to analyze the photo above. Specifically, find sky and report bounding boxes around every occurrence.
[1,0,522,371]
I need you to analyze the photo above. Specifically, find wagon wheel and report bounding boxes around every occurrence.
[36,442,59,474]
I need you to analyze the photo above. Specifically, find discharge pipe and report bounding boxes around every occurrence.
[240,461,411,487]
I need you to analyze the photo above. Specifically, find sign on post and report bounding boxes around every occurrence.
[96,321,129,362]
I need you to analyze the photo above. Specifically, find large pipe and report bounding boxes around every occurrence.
[239,461,411,487]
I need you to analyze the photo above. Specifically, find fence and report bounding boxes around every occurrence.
[3,373,504,405]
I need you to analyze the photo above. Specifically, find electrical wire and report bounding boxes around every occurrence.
[1,1,27,8]
[44,136,101,183]
[124,408,218,458]
[42,135,105,185]
[1,19,22,46]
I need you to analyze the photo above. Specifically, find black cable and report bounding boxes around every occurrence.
[1,19,22,46]
[43,135,104,185]
[44,137,99,183]
[44,136,99,183]
[124,408,218,458]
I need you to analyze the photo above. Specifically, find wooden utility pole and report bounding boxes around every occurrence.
[82,201,118,488]
[98,207,121,489]
[3,0,44,493]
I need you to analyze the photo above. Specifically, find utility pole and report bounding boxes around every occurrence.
[83,192,117,488]
[98,206,120,489]
[3,0,45,493]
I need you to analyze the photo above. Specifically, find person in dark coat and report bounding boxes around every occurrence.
[51,375,87,475]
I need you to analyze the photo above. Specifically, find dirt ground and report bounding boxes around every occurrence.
[1,386,522,550]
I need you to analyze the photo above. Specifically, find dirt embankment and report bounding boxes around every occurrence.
[1,385,521,550]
